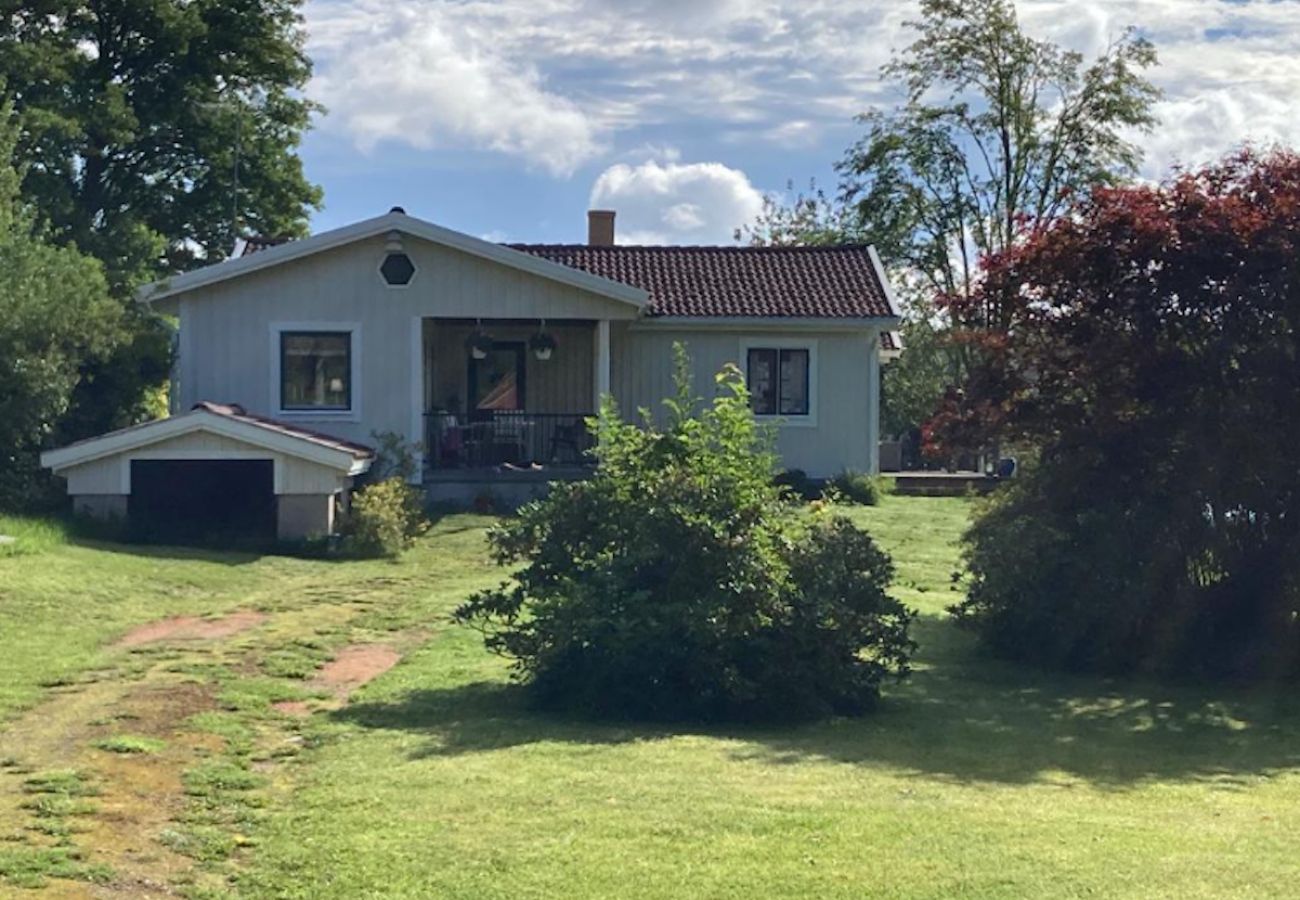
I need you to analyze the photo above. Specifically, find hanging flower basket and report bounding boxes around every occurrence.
[465,330,494,360]
[529,331,558,361]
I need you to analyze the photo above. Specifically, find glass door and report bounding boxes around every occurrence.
[468,342,527,413]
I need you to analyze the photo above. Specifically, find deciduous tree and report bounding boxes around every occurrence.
[951,149,1300,678]
[0,103,122,508]
[745,0,1160,442]
[840,0,1159,314]
[0,0,323,439]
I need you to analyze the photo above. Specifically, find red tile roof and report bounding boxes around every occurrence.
[191,402,374,459]
[506,244,897,320]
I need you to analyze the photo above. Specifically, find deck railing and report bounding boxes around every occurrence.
[424,410,595,469]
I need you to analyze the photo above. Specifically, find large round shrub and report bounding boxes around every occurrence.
[943,151,1300,678]
[453,350,915,722]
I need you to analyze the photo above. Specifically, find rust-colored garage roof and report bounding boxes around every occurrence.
[41,403,375,474]
[190,402,375,460]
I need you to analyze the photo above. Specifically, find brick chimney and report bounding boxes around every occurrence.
[587,209,616,246]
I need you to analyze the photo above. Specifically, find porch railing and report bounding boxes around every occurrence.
[424,410,595,469]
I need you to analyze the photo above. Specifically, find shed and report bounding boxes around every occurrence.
[40,402,374,542]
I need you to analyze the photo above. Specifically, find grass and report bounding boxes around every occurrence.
[2,497,1300,897]
[0,514,69,558]
[92,735,167,755]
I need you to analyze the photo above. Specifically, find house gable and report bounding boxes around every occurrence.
[141,211,648,312]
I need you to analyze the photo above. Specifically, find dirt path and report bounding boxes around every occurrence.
[0,606,422,896]
[273,643,402,717]
[114,610,267,648]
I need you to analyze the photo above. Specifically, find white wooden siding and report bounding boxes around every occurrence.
[59,429,348,496]
[613,324,878,477]
[180,235,636,447]
[171,232,882,477]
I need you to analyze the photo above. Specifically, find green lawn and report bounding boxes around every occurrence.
[2,497,1300,897]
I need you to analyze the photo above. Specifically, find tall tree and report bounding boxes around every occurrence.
[0,101,122,509]
[0,0,323,438]
[0,0,322,288]
[744,0,1161,445]
[840,0,1159,320]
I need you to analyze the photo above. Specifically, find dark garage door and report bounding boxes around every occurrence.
[129,459,275,546]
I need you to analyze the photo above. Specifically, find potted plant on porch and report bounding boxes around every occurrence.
[465,329,494,360]
[529,330,557,361]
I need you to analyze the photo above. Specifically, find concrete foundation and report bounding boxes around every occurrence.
[276,493,336,541]
[423,466,590,511]
[72,494,128,520]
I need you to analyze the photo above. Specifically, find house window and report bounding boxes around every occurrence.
[280,331,352,411]
[747,347,810,416]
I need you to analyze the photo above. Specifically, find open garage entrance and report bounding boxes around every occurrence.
[129,459,276,546]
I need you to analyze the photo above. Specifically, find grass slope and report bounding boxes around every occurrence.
[3,498,1299,897]
[241,496,1300,899]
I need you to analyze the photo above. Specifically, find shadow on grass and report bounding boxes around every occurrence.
[66,536,269,565]
[333,613,1300,789]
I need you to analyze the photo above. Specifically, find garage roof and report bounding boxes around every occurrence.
[41,403,375,476]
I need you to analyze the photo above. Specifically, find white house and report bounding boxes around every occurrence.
[41,208,902,540]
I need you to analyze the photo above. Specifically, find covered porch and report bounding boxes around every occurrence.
[419,317,610,474]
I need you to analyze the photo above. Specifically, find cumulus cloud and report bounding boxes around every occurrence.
[589,159,765,244]
[305,0,1300,186]
[306,0,603,176]
[1023,1,1300,177]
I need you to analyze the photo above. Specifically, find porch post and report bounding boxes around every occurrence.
[409,315,425,483]
[593,319,611,411]
[866,329,881,475]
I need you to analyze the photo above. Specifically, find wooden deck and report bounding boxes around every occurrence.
[890,472,1002,497]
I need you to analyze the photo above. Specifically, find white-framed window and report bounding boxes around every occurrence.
[740,338,818,426]
[270,322,361,420]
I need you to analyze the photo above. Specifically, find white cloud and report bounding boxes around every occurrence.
[306,0,603,176]
[1022,1,1300,177]
[589,159,765,244]
[305,0,1300,186]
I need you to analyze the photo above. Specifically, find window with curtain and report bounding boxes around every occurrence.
[746,347,809,416]
[280,332,351,411]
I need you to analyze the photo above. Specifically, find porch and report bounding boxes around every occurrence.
[419,317,609,476]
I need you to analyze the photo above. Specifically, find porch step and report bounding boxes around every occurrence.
[423,464,592,511]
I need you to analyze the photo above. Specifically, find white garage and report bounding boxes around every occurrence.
[40,402,374,543]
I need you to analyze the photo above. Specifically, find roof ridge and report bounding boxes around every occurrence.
[504,242,875,252]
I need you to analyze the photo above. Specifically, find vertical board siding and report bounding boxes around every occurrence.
[427,322,594,414]
[175,233,879,476]
[181,236,635,447]
[613,326,876,477]
[279,458,348,495]
[62,456,122,495]
[59,435,347,496]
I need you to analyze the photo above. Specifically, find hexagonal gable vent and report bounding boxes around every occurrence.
[380,252,415,286]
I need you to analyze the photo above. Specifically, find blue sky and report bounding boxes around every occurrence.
[298,0,1300,245]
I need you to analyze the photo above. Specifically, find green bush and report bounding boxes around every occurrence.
[774,468,820,501]
[829,471,888,505]
[340,478,428,558]
[453,347,915,722]
[954,457,1300,678]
